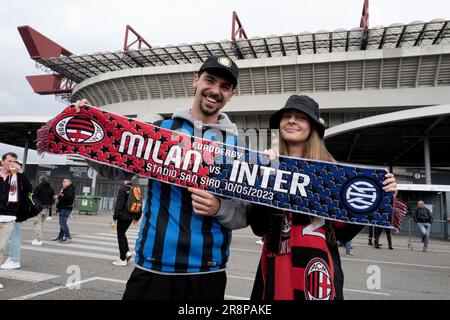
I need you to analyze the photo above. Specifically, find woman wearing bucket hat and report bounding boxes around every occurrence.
[249,94,398,300]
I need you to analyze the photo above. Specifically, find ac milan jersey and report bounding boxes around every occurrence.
[251,209,360,300]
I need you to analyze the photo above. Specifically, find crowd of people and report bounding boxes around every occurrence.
[0,55,433,299]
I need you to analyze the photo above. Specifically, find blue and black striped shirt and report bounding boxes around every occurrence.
[135,117,239,273]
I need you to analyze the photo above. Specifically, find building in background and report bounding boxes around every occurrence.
[13,3,450,238]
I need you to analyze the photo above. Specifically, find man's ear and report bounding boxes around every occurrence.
[193,73,200,87]
[225,88,236,102]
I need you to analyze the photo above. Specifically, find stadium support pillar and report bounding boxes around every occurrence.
[22,139,29,173]
[424,136,431,184]
[123,25,152,52]
[26,74,74,95]
[18,26,75,95]
[18,25,73,59]
[231,11,248,59]
[90,170,97,196]
[359,0,369,29]
[231,11,248,41]
[440,192,448,239]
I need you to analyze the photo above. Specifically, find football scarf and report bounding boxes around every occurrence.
[8,174,18,204]
[37,105,406,229]
[289,222,337,300]
[259,215,341,300]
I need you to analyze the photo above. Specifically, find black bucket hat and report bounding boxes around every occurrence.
[269,94,325,138]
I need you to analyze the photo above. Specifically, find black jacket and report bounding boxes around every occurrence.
[114,183,141,221]
[56,185,75,210]
[413,207,433,223]
[33,182,55,206]
[0,173,32,218]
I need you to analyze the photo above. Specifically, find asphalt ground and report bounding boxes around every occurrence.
[0,212,449,301]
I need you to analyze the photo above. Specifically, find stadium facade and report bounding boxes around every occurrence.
[17,6,450,238]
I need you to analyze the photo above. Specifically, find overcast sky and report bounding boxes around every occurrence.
[1,0,449,162]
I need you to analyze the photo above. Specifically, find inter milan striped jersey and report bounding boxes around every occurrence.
[135,117,238,273]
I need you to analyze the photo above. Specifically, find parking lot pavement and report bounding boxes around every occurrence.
[0,213,449,300]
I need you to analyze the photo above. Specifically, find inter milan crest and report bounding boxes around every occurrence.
[53,115,105,145]
[341,176,382,215]
[304,258,335,300]
[218,57,232,67]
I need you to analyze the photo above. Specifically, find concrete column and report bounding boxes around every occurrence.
[90,170,97,196]
[440,192,448,240]
[424,137,431,184]
[22,139,29,173]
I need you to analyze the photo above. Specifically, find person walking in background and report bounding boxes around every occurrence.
[0,153,32,287]
[1,159,32,270]
[31,175,55,246]
[368,226,374,246]
[344,241,354,256]
[374,226,393,250]
[413,200,433,252]
[52,179,75,244]
[337,240,354,256]
[46,205,53,220]
[112,180,141,266]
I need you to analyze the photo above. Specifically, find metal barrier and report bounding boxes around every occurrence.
[99,197,116,212]
[98,196,146,213]
[407,218,449,251]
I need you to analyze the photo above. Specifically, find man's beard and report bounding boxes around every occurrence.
[199,101,220,116]
[198,93,223,116]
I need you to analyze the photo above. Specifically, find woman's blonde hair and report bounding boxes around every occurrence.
[277,119,337,245]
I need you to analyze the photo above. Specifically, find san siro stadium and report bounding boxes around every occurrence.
[15,9,450,238]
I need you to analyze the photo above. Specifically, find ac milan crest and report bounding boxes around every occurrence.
[9,180,17,195]
[53,115,105,145]
[304,258,335,300]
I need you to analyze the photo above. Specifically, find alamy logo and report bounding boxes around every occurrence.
[341,176,382,214]
[54,116,105,145]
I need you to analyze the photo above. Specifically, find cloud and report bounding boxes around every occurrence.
[66,5,83,31]
[2,0,449,119]
[0,90,19,108]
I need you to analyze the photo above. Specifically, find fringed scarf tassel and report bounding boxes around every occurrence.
[391,197,408,230]
[36,119,54,156]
